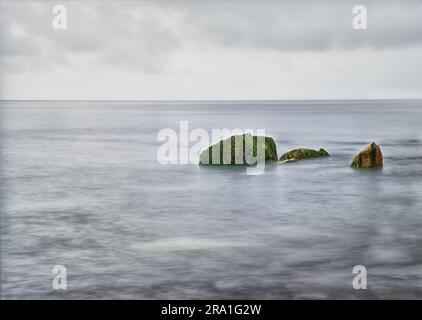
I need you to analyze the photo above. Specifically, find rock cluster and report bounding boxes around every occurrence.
[199,135,384,169]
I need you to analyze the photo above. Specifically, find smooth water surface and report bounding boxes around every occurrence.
[1,100,422,299]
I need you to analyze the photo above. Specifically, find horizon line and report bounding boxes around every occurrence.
[1,98,422,103]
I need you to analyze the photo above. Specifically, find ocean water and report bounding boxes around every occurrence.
[1,100,422,299]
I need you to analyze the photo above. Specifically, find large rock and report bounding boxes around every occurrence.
[351,142,383,168]
[199,133,278,165]
[279,148,330,161]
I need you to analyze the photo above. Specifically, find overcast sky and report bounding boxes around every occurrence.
[1,0,421,100]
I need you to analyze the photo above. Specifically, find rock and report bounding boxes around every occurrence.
[199,133,278,165]
[279,148,330,161]
[351,142,383,168]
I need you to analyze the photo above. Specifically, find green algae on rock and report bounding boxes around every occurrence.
[351,142,383,169]
[279,148,330,161]
[199,133,278,165]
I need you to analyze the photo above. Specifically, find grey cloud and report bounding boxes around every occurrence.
[0,1,182,73]
[1,0,422,75]
[178,0,422,51]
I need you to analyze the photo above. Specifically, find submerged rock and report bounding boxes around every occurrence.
[351,142,383,168]
[279,148,330,161]
[199,133,278,165]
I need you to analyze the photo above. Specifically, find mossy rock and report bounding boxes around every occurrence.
[199,133,278,165]
[280,148,330,161]
[351,142,383,168]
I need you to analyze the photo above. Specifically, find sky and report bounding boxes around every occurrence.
[1,0,422,100]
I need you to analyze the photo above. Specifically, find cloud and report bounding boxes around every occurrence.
[0,1,182,73]
[179,0,422,51]
[2,1,422,72]
[0,0,421,99]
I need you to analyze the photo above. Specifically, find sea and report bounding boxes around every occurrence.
[1,100,422,299]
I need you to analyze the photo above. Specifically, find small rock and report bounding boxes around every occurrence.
[280,148,330,161]
[351,142,383,168]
